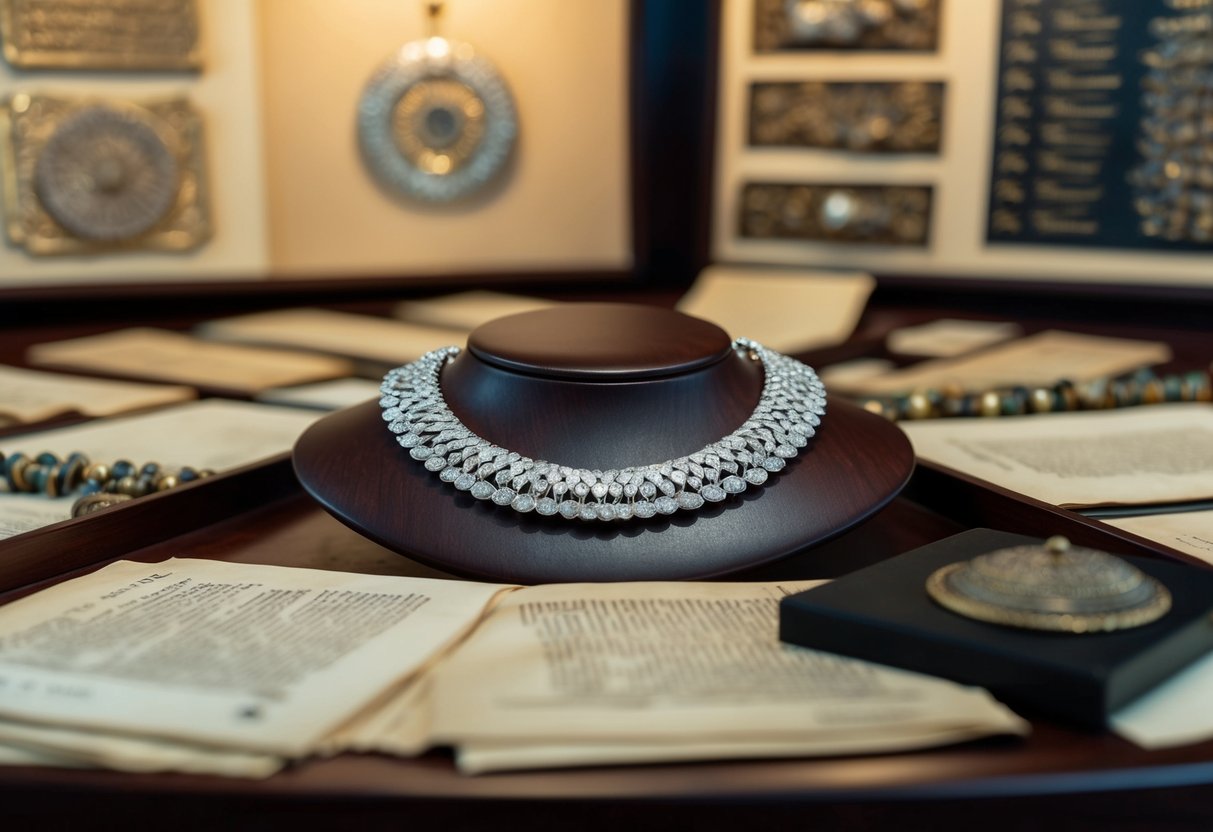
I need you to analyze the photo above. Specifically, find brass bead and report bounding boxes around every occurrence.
[1029,388,1054,412]
[906,391,933,420]
[83,462,110,483]
[156,474,180,491]
[116,475,138,496]
[862,399,885,416]
[979,391,1002,417]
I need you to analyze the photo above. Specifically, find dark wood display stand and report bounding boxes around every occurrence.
[293,304,915,582]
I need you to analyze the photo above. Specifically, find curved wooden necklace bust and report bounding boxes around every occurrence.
[293,304,913,583]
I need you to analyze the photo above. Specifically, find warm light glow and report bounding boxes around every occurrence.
[425,36,450,59]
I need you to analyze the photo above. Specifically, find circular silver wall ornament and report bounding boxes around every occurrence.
[357,36,517,203]
[33,103,181,242]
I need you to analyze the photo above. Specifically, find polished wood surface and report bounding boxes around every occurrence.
[468,303,734,378]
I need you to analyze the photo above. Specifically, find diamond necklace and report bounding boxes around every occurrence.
[379,338,826,522]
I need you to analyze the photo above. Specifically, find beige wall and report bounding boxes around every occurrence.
[258,0,632,277]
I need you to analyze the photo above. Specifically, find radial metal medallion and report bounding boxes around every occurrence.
[357,36,517,202]
[34,103,181,242]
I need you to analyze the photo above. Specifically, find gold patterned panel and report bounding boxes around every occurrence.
[0,0,201,70]
[0,94,211,256]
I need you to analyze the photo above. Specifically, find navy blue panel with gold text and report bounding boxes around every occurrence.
[988,0,1213,249]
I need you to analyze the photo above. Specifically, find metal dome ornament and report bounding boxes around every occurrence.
[357,1,517,203]
[926,536,1172,634]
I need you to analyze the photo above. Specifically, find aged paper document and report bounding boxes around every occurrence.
[832,330,1171,395]
[901,404,1213,508]
[1113,650,1213,750]
[0,365,194,426]
[395,291,559,332]
[0,400,321,539]
[1104,510,1213,565]
[427,581,1028,773]
[28,328,353,394]
[198,309,461,365]
[677,266,875,353]
[256,378,382,411]
[885,318,1022,357]
[0,559,507,760]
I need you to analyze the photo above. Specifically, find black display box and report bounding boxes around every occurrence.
[780,529,1213,728]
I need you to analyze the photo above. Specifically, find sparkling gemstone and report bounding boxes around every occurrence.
[382,407,402,421]
[655,496,678,515]
[454,473,476,490]
[687,476,702,490]
[478,449,496,462]
[677,492,704,510]
[721,476,747,494]
[669,470,687,486]
[558,500,580,519]
[511,475,528,490]
[597,504,617,521]
[639,482,657,500]
[471,481,495,500]
[379,395,400,408]
[495,470,512,486]
[536,498,558,516]
[579,504,598,521]
[424,456,447,471]
[608,483,623,499]
[658,480,677,497]
[409,447,432,460]
[388,420,408,434]
[511,494,536,513]
[533,478,549,492]
[477,463,496,478]
[573,482,590,498]
[552,482,569,498]
[398,433,422,448]
[492,488,516,506]
[744,468,768,485]
[616,504,634,521]
[440,467,460,483]
[591,482,608,500]
[763,456,786,472]
[774,445,796,459]
[701,484,727,502]
[462,458,480,473]
[633,501,656,519]
[623,483,638,498]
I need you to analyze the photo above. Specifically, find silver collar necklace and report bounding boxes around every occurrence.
[379,338,826,522]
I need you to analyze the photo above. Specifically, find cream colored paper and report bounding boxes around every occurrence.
[199,309,461,364]
[0,400,321,540]
[27,328,353,393]
[1104,510,1213,565]
[457,720,1019,775]
[0,719,282,778]
[677,266,875,353]
[835,330,1171,395]
[0,365,195,425]
[395,291,559,332]
[819,358,896,390]
[255,378,382,411]
[0,558,508,758]
[886,319,1023,357]
[427,581,1027,772]
[1112,651,1213,750]
[902,403,1213,509]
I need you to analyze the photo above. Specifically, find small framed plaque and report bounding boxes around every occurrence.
[0,94,212,256]
[0,0,202,70]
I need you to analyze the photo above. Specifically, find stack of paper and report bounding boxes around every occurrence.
[0,559,1030,777]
